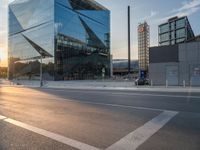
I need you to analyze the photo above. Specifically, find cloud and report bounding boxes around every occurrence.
[9,0,30,4]
[179,0,200,11]
[141,11,158,21]
[153,0,200,24]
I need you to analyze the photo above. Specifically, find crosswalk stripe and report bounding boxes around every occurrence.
[106,111,178,150]
[0,115,6,120]
[2,117,100,150]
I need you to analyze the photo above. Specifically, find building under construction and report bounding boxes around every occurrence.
[138,22,150,78]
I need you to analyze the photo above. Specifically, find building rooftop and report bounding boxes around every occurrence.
[159,16,188,26]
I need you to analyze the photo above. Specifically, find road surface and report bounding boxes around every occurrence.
[0,86,200,150]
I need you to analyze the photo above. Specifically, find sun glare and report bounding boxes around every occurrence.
[0,47,8,67]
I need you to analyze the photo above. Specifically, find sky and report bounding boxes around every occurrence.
[0,0,200,67]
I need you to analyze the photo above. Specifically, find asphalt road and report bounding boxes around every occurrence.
[0,86,200,150]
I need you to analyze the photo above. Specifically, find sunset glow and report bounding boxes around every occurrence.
[0,0,8,67]
[0,47,7,67]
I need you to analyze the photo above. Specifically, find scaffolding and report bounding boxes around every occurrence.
[138,22,150,77]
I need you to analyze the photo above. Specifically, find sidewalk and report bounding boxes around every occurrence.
[1,79,200,93]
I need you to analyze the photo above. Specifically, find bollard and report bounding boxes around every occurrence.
[166,80,168,88]
[151,80,153,87]
[183,80,186,88]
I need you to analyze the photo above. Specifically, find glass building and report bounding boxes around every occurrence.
[159,16,195,46]
[8,0,110,80]
[138,22,150,78]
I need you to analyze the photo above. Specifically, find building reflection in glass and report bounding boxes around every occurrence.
[8,0,110,80]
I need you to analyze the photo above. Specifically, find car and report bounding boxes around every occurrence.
[135,78,150,85]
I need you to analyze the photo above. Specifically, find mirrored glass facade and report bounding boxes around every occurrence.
[158,16,195,46]
[8,0,110,80]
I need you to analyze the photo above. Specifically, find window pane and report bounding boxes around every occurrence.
[171,40,175,45]
[176,28,186,38]
[171,31,175,39]
[176,38,185,43]
[176,18,185,29]
[160,33,169,42]
[170,22,175,30]
[160,41,170,46]
[159,24,169,33]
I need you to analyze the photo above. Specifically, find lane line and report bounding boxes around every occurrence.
[106,111,178,150]
[0,93,195,113]
[43,87,200,93]
[41,88,200,99]
[3,117,100,150]
[4,88,200,99]
[66,100,165,112]
[0,115,6,120]
[111,92,200,99]
[0,96,168,112]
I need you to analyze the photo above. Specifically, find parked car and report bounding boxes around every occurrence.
[135,78,150,85]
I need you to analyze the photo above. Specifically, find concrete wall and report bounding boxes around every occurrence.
[179,42,200,86]
[149,62,178,85]
[149,41,200,86]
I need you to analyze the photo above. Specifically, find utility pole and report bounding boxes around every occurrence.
[128,6,131,76]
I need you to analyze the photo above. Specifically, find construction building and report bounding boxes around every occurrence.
[138,22,150,78]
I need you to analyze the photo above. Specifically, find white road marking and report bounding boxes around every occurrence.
[0,115,6,120]
[2,117,100,150]
[0,96,168,112]
[42,88,200,99]
[2,86,200,99]
[0,111,178,150]
[106,111,178,150]
[111,92,200,99]
[68,100,165,112]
